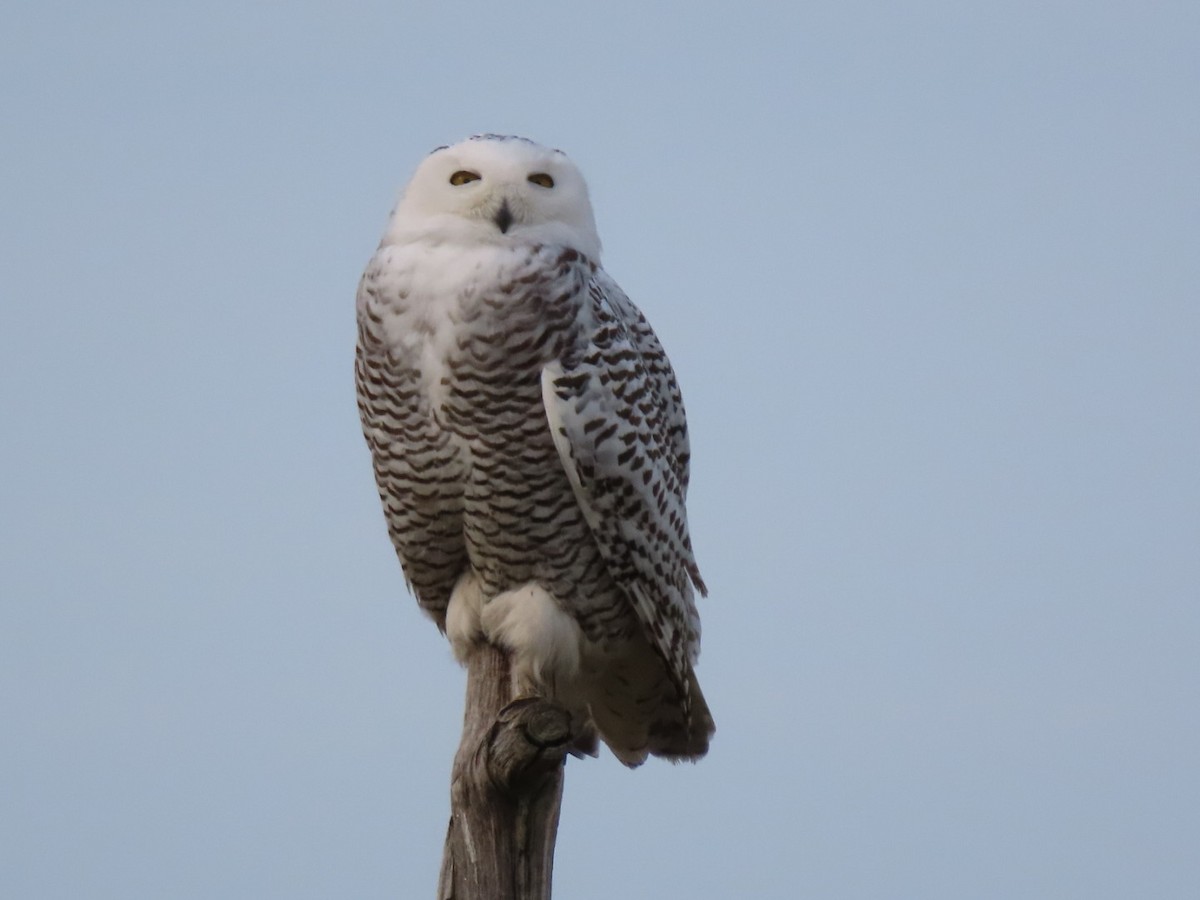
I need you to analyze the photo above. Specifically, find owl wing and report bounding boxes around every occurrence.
[355,260,467,627]
[541,272,705,708]
[593,271,695,498]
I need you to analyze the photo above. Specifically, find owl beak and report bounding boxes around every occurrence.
[493,199,514,234]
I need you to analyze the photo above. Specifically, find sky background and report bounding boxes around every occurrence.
[2,1,1198,897]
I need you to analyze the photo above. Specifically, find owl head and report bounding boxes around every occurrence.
[383,134,602,261]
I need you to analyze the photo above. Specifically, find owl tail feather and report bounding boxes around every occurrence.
[587,648,714,768]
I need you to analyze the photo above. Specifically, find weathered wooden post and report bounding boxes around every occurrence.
[436,644,575,900]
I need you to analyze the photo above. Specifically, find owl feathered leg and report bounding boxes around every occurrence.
[446,572,709,765]
[446,573,598,756]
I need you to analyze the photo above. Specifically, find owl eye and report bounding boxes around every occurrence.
[527,173,555,188]
[449,170,481,186]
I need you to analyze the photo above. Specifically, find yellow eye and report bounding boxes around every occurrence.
[527,172,554,188]
[449,170,481,186]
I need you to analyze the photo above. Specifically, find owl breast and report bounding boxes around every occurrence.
[434,248,609,606]
[363,241,621,623]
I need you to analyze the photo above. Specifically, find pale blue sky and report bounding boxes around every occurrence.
[2,2,1198,898]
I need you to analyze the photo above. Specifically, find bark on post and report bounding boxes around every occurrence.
[437,643,574,900]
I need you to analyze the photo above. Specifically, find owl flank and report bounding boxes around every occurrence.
[356,134,713,766]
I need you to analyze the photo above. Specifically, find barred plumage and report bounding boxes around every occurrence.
[356,135,713,765]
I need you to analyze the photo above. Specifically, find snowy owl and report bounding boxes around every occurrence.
[355,134,713,765]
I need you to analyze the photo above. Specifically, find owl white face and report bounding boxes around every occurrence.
[384,135,602,261]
